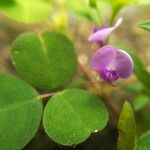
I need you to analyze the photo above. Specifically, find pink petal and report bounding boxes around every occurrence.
[115,50,133,78]
[90,45,133,82]
[88,17,123,44]
[91,45,117,72]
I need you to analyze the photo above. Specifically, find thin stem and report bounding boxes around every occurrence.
[40,92,58,99]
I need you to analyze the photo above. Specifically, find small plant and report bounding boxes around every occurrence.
[0,0,150,150]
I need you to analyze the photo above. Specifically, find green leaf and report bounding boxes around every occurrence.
[0,73,42,150]
[0,0,16,6]
[0,0,52,23]
[112,0,137,24]
[66,0,91,20]
[89,0,97,8]
[125,82,144,94]
[43,88,109,146]
[139,20,150,31]
[66,0,101,25]
[133,94,149,111]
[110,0,137,6]
[134,131,150,150]
[11,32,77,90]
[116,43,150,89]
[96,1,111,24]
[117,101,136,150]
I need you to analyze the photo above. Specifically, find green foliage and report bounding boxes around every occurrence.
[128,52,150,89]
[89,0,97,8]
[43,89,108,146]
[66,0,101,25]
[110,0,137,6]
[0,73,42,150]
[134,131,150,150]
[66,0,91,20]
[117,101,136,150]
[11,32,77,90]
[133,94,149,111]
[139,20,150,31]
[0,0,16,6]
[96,1,111,24]
[125,82,144,94]
[100,0,136,24]
[0,0,52,23]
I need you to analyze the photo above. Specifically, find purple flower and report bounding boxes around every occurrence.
[91,45,133,83]
[88,18,123,46]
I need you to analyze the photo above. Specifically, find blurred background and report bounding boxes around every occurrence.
[0,0,150,149]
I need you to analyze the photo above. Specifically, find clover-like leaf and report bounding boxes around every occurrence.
[43,88,109,146]
[0,73,42,150]
[0,0,52,23]
[139,20,150,31]
[117,101,136,150]
[134,131,150,150]
[11,32,77,90]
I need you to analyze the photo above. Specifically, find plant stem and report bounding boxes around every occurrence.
[40,92,58,99]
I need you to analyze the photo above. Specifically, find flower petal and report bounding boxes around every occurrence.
[114,17,123,29]
[88,17,123,44]
[88,27,113,43]
[93,24,108,33]
[91,45,117,72]
[99,69,120,83]
[115,50,133,78]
